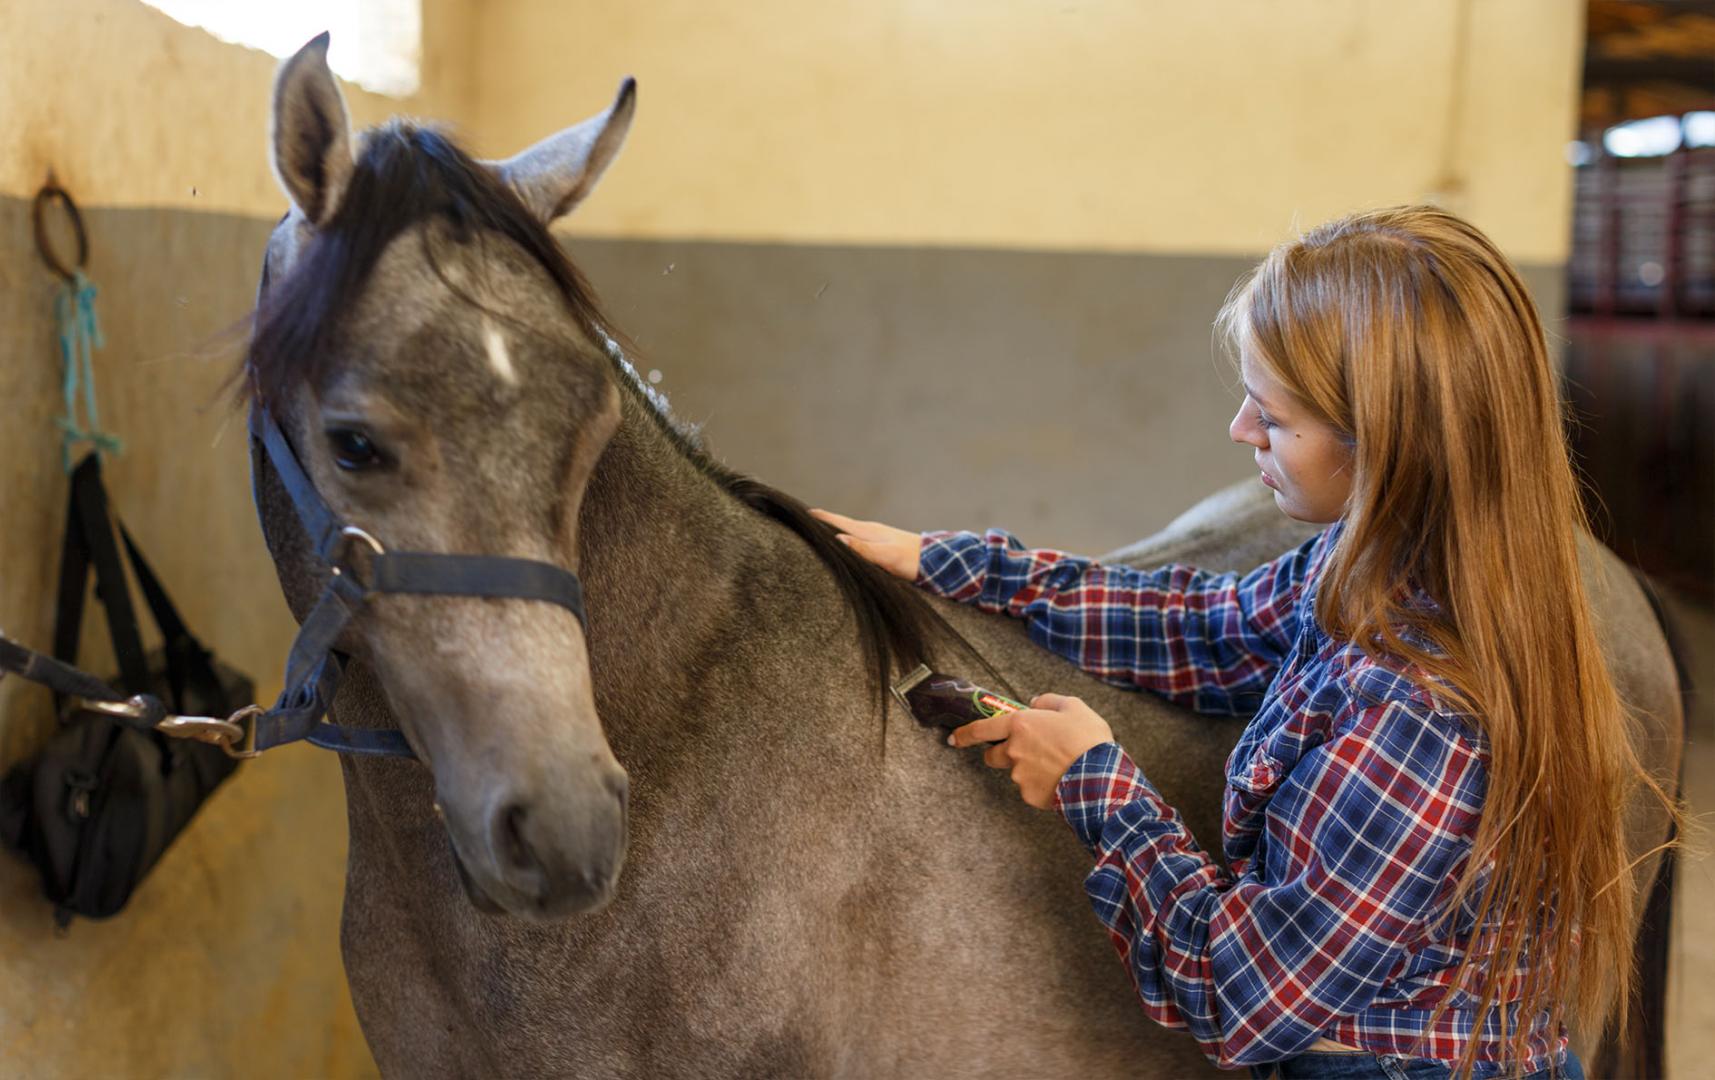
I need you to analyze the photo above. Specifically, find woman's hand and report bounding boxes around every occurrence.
[948,694,1114,809]
[809,508,922,581]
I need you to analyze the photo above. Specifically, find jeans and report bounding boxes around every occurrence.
[1248,1047,1585,1080]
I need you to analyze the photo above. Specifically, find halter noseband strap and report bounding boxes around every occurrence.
[246,407,588,759]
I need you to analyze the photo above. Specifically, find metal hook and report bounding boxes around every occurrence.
[33,175,88,283]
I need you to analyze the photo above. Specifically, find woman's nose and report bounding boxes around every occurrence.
[1229,405,1263,448]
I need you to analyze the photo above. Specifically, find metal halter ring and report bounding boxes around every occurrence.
[331,525,386,580]
[216,705,264,760]
[339,525,385,555]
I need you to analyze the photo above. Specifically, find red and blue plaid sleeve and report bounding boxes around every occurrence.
[1052,699,1487,1068]
[915,528,1328,715]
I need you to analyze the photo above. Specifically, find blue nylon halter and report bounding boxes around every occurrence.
[244,407,590,759]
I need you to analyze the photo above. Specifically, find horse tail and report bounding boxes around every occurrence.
[1593,568,1691,1080]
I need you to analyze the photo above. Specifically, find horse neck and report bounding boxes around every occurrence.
[574,391,796,756]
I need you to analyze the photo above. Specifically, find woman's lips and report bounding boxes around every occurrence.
[1260,470,1279,490]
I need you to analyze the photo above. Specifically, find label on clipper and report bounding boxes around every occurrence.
[974,691,1022,717]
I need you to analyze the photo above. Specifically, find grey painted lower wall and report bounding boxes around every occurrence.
[570,236,1566,554]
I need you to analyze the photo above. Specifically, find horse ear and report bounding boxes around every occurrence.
[491,78,636,224]
[270,32,355,227]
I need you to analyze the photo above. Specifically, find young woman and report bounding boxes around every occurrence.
[812,206,1653,1079]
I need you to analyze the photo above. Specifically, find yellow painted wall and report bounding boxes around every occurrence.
[467,0,1584,262]
[0,0,1584,262]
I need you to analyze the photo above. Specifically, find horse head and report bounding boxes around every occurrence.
[250,34,635,921]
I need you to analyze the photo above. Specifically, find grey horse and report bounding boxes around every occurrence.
[246,36,1683,1078]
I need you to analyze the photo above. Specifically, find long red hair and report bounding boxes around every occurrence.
[1218,205,1677,1075]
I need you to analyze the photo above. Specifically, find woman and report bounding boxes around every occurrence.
[811,207,1657,1078]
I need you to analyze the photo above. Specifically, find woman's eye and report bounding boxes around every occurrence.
[325,428,385,471]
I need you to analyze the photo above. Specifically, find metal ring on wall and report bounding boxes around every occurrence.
[33,177,89,283]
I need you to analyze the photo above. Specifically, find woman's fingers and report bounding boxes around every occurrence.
[811,507,921,581]
[810,507,858,530]
[949,714,1012,747]
[811,508,889,540]
[811,508,905,543]
[1030,692,1079,711]
[839,534,883,562]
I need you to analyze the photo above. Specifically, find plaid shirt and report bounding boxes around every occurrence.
[916,525,1562,1075]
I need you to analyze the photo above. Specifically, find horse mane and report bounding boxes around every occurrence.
[245,120,1000,721]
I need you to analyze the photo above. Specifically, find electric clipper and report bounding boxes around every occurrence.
[890,664,1026,730]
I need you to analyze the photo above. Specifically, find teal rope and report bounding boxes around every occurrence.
[54,270,122,471]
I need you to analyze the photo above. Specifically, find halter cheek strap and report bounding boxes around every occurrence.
[245,407,589,759]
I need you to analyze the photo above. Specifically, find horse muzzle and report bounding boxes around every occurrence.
[442,765,629,920]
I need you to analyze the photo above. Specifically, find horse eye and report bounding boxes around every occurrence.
[325,428,385,471]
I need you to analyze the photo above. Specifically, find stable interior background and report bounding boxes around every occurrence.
[0,1,1707,1076]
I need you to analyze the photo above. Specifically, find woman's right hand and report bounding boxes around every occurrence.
[809,508,922,582]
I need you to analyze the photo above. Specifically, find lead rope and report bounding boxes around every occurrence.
[54,269,123,472]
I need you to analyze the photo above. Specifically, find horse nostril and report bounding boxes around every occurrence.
[497,802,539,874]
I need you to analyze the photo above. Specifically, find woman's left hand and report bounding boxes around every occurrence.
[948,693,1115,809]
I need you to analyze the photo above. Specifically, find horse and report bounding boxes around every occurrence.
[245,36,1683,1077]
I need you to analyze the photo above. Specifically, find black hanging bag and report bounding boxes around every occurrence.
[0,454,249,926]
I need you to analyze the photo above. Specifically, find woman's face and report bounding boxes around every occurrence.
[1228,353,1355,524]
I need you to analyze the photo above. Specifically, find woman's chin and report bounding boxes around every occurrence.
[1274,494,1343,526]
[1269,489,1311,522]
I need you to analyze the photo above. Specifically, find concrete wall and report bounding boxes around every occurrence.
[0,2,1584,1077]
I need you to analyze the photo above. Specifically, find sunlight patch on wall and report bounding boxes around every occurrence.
[139,0,420,96]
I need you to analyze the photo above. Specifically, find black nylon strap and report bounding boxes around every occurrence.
[251,594,412,756]
[306,715,413,756]
[118,525,191,647]
[51,465,89,677]
[117,523,205,709]
[247,560,413,756]
[280,573,365,695]
[372,554,587,629]
[253,409,343,562]
[247,410,419,756]
[65,454,150,692]
[252,595,346,753]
